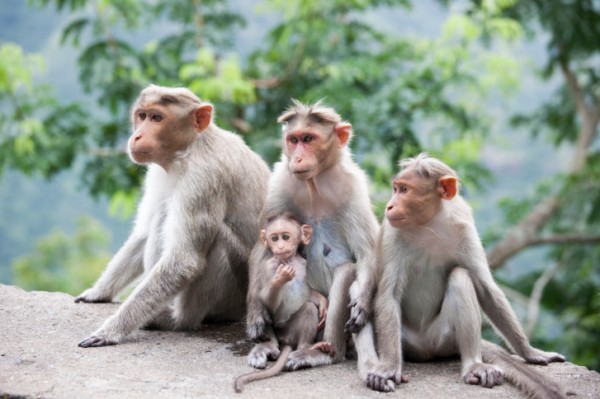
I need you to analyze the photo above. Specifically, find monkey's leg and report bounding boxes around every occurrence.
[172,244,246,330]
[418,268,503,388]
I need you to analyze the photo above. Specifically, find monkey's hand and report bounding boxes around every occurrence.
[521,346,566,365]
[78,334,118,348]
[273,264,295,285]
[462,362,503,388]
[345,296,370,334]
[74,287,112,303]
[247,342,281,369]
[366,363,407,392]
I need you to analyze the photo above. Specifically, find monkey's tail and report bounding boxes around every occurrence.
[481,340,566,399]
[234,345,293,393]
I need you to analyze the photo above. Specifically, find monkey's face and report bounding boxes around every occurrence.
[284,128,328,181]
[128,101,202,169]
[262,219,302,261]
[386,173,440,228]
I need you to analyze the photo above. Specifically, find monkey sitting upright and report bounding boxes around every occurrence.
[234,213,333,392]
[358,153,566,398]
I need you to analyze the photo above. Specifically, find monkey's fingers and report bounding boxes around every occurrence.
[78,335,117,348]
[524,348,566,365]
[74,293,111,303]
[366,373,396,392]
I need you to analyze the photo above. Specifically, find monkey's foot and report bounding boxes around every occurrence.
[284,348,333,371]
[463,362,504,388]
[74,289,112,303]
[247,342,280,369]
[310,341,336,357]
[366,364,407,392]
[522,347,566,365]
[78,335,118,348]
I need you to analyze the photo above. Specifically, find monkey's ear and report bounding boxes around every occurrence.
[334,122,352,147]
[300,224,313,246]
[438,176,458,200]
[260,230,269,249]
[194,105,213,132]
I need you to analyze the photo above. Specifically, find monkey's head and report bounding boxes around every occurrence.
[128,84,213,170]
[261,213,313,262]
[386,153,459,228]
[277,100,352,181]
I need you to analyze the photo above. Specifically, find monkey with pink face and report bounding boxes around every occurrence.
[361,153,566,398]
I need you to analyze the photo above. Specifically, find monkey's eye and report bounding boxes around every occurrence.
[302,135,313,143]
[282,234,290,241]
[290,136,299,144]
[151,113,163,122]
[138,112,147,120]
[270,235,279,242]
[399,185,408,193]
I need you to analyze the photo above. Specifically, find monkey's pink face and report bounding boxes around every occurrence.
[284,129,326,181]
[386,175,440,228]
[128,105,169,165]
[261,219,302,261]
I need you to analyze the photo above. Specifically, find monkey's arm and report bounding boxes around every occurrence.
[246,243,274,341]
[346,220,381,333]
[261,262,294,313]
[79,200,222,347]
[366,256,405,392]
[75,234,146,303]
[462,234,566,365]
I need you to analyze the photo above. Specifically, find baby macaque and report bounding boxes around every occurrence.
[234,214,333,392]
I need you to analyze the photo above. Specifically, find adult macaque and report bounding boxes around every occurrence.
[75,84,270,347]
[365,153,565,398]
[234,213,333,392]
[245,100,379,375]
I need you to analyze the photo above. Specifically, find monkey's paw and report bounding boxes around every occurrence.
[522,347,566,365]
[463,362,504,388]
[310,341,336,357]
[74,288,112,303]
[345,298,369,334]
[247,342,280,369]
[78,334,118,348]
[366,364,407,392]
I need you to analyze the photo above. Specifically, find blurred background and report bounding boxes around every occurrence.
[0,0,598,370]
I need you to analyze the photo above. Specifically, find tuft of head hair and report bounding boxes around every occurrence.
[277,99,345,126]
[399,153,460,185]
[264,211,301,230]
[134,84,208,115]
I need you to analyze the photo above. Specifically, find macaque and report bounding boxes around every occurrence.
[245,100,379,375]
[75,84,270,347]
[234,214,334,392]
[365,153,565,398]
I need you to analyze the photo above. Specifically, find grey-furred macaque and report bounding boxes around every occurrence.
[234,213,334,392]
[75,84,270,347]
[245,100,379,376]
[363,153,566,398]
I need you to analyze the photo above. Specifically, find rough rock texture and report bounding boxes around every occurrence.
[0,284,598,399]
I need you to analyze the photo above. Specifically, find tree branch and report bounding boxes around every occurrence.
[487,197,560,269]
[525,260,564,337]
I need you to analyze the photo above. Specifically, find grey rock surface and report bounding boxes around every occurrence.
[0,284,598,399]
